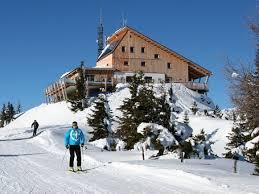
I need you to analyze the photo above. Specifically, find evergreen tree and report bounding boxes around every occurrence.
[190,101,198,115]
[224,119,245,159]
[0,104,6,127]
[129,71,145,99]
[88,94,113,142]
[68,64,87,112]
[16,102,22,114]
[154,91,171,129]
[6,102,15,124]
[192,129,215,159]
[246,127,259,163]
[213,105,222,118]
[254,152,259,175]
[183,111,189,124]
[136,85,158,124]
[117,72,145,149]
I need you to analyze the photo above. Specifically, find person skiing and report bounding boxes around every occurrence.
[31,120,39,137]
[64,121,85,172]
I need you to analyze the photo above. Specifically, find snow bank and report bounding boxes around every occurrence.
[0,102,91,137]
[137,123,178,148]
[189,115,233,156]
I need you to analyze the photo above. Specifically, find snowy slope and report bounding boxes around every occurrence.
[0,83,258,193]
[0,123,258,193]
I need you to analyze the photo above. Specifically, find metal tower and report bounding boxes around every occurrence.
[97,9,104,57]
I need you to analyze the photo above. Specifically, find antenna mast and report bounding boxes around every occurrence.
[97,8,104,57]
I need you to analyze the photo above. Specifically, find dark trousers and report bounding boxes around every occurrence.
[69,145,81,167]
[33,128,38,136]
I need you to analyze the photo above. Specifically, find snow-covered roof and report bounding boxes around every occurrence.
[60,71,71,79]
[97,40,121,61]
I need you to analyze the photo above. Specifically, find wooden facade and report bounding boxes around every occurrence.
[97,26,211,84]
[45,26,212,103]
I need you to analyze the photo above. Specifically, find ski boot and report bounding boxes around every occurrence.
[76,166,82,172]
[68,167,74,172]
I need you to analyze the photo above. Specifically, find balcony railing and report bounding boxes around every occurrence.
[183,82,209,91]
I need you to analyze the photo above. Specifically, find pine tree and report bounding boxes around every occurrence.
[183,111,189,124]
[6,102,15,124]
[16,102,22,114]
[254,152,259,175]
[88,94,113,141]
[213,105,222,118]
[192,129,215,159]
[129,71,145,99]
[224,119,245,159]
[190,101,198,115]
[117,72,145,149]
[136,85,158,124]
[0,104,6,127]
[155,92,171,129]
[68,65,87,112]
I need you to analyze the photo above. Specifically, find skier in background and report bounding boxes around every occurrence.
[64,121,85,172]
[31,120,39,137]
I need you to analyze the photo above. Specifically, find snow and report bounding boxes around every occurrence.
[188,115,233,157]
[174,121,193,140]
[251,127,259,137]
[60,71,70,79]
[245,136,259,150]
[137,123,178,148]
[0,83,258,193]
[231,72,239,78]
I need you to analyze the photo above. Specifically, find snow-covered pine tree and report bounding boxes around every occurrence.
[190,101,198,115]
[117,72,145,149]
[245,127,259,163]
[16,102,22,114]
[155,91,171,129]
[213,105,222,118]
[0,104,6,127]
[136,85,158,124]
[88,94,113,142]
[68,65,86,112]
[192,129,215,159]
[183,111,189,124]
[224,118,245,159]
[6,102,15,124]
[254,152,259,175]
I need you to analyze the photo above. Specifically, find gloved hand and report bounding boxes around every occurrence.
[66,145,69,149]
[81,144,84,148]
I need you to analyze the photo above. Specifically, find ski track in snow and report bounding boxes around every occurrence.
[0,125,258,194]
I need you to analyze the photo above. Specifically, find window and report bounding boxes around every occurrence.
[167,62,171,69]
[154,54,159,59]
[122,46,125,52]
[130,46,134,53]
[124,61,129,66]
[144,76,153,83]
[86,75,95,82]
[141,61,146,67]
[141,47,145,53]
[126,76,133,83]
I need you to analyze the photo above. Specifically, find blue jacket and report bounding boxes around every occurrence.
[64,128,85,146]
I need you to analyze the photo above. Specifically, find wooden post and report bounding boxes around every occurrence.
[180,149,184,163]
[234,159,237,173]
[141,145,145,160]
[104,76,107,92]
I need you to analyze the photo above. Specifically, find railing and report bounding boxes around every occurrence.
[183,82,209,91]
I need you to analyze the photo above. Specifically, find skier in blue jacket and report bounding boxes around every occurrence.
[64,121,85,172]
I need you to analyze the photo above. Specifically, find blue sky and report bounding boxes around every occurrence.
[0,0,256,111]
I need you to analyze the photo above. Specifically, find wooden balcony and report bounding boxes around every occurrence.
[183,82,209,92]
